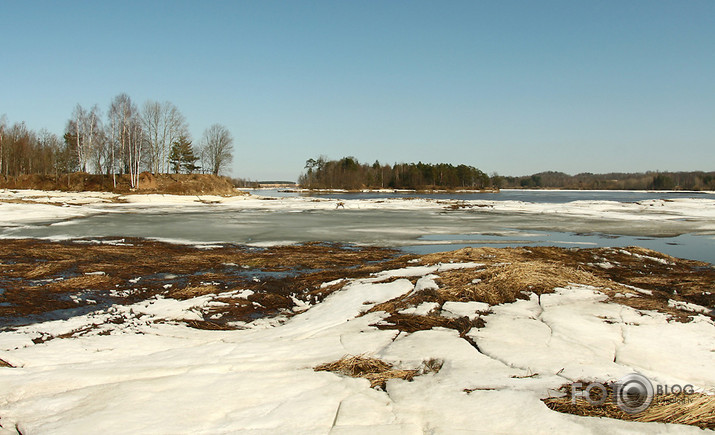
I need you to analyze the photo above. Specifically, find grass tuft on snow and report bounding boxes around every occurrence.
[543,382,715,430]
[314,354,443,389]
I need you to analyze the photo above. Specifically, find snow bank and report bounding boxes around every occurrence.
[0,264,712,433]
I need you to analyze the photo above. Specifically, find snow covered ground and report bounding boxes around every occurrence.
[0,261,713,434]
[1,189,713,433]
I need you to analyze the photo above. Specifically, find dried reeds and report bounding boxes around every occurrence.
[543,382,715,430]
[25,260,75,279]
[314,354,443,389]
[169,285,219,299]
[185,319,235,330]
[47,274,117,292]
[374,313,483,336]
[438,261,616,305]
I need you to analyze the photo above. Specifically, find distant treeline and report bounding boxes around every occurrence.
[298,157,491,190]
[298,157,715,191]
[493,171,715,191]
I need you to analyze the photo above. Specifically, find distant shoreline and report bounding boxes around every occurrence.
[246,187,715,195]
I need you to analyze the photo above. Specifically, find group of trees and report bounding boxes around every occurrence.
[492,171,715,191]
[0,94,234,187]
[298,157,715,191]
[0,116,71,177]
[299,157,492,190]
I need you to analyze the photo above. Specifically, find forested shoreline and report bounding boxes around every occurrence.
[495,170,715,191]
[298,157,492,190]
[298,157,715,191]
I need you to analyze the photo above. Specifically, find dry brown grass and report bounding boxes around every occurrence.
[3,239,711,330]
[185,319,235,330]
[0,358,14,368]
[368,259,618,334]
[24,260,75,279]
[46,274,119,292]
[543,382,715,430]
[168,285,219,299]
[437,261,617,305]
[1,238,408,327]
[314,354,443,389]
[373,313,484,336]
[0,172,242,196]
[415,246,714,322]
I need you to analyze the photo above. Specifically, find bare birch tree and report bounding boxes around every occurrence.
[67,104,104,173]
[141,101,188,174]
[84,105,103,173]
[200,124,233,175]
[128,118,143,188]
[108,94,142,187]
[0,114,6,176]
[72,104,88,172]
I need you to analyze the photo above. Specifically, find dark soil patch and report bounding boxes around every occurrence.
[0,238,410,329]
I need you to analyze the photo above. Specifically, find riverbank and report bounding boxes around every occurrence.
[0,239,713,432]
[0,173,242,196]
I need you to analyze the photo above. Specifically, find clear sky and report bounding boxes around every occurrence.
[2,1,714,181]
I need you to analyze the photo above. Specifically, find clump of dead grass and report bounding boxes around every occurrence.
[314,354,443,389]
[373,313,484,336]
[543,382,715,430]
[185,319,235,330]
[47,274,119,292]
[438,261,617,305]
[168,285,219,299]
[369,260,618,320]
[25,260,75,279]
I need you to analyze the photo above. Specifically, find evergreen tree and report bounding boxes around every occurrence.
[168,135,199,174]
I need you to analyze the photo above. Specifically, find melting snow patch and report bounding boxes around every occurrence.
[0,265,713,433]
[441,301,490,319]
[399,302,439,316]
[668,299,712,315]
[412,274,439,293]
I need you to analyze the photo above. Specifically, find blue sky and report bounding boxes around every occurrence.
[1,1,714,181]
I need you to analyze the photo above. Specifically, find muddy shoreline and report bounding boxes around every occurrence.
[0,238,409,329]
[1,238,712,332]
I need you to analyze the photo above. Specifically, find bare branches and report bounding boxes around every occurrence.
[142,101,189,174]
[200,124,234,176]
[2,95,236,181]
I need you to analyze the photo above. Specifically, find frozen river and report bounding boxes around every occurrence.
[1,189,714,264]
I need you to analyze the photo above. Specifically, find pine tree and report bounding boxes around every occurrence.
[168,135,199,174]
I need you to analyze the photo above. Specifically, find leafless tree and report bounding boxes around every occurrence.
[0,114,6,176]
[71,104,88,171]
[89,122,108,174]
[85,105,103,173]
[128,118,143,188]
[68,104,103,173]
[141,100,189,174]
[108,94,142,187]
[37,129,62,177]
[200,124,233,175]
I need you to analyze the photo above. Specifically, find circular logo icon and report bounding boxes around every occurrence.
[614,373,654,414]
